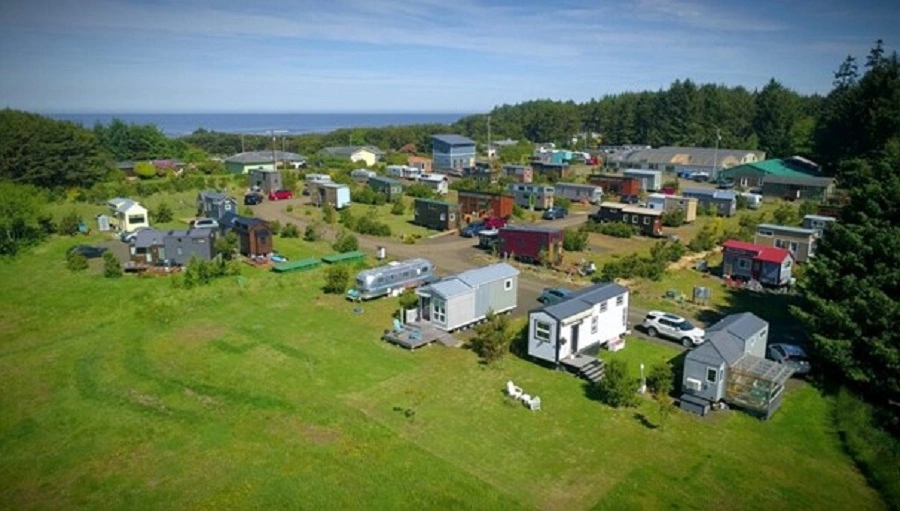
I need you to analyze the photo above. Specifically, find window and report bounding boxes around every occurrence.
[128,214,146,224]
[643,216,650,225]
[433,299,447,323]
[632,215,638,224]
[616,295,624,306]
[775,238,787,248]
[758,229,774,237]
[706,368,718,383]
[504,279,513,290]
[591,315,598,334]
[737,258,751,270]
[622,214,629,223]
[535,321,551,342]
[599,301,607,312]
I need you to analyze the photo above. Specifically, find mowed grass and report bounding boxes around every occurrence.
[0,236,886,510]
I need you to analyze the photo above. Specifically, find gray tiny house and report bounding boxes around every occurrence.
[163,228,217,265]
[416,263,519,332]
[197,190,238,220]
[248,168,283,194]
[368,176,404,202]
[681,313,793,419]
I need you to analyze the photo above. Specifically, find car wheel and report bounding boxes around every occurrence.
[647,327,658,337]
[681,337,693,348]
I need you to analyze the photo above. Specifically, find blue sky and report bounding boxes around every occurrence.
[0,0,897,113]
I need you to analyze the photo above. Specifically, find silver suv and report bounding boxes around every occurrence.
[190,218,219,230]
[641,311,705,347]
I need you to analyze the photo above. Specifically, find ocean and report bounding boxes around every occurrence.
[49,113,469,137]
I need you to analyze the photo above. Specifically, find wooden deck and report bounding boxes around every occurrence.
[382,321,460,350]
[560,353,598,371]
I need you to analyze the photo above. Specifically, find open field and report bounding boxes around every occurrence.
[0,234,885,510]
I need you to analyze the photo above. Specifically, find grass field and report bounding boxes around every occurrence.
[0,234,886,510]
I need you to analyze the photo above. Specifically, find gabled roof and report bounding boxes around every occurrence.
[683,189,736,200]
[133,228,164,248]
[414,198,458,207]
[728,158,821,178]
[107,197,145,214]
[198,190,235,202]
[456,263,519,288]
[164,228,215,240]
[433,134,476,146]
[607,146,766,167]
[700,313,769,365]
[538,282,628,322]
[756,223,817,237]
[722,240,791,264]
[428,278,473,298]
[500,224,563,234]
[225,151,306,164]
[598,202,663,216]
[230,216,268,231]
[369,176,402,186]
[320,145,384,157]
[762,175,835,187]
[554,182,601,191]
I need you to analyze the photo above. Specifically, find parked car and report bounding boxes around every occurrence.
[538,287,572,305]
[620,195,641,205]
[767,343,811,375]
[268,189,293,201]
[460,221,486,238]
[542,206,568,220]
[190,218,219,230]
[244,193,263,205]
[67,244,108,259]
[483,217,507,229]
[716,179,735,189]
[691,171,710,182]
[641,311,706,347]
[119,227,149,243]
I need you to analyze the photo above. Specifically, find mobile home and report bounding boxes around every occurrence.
[552,182,603,204]
[416,263,519,332]
[315,183,352,209]
[587,175,641,197]
[590,202,663,237]
[622,169,663,192]
[507,183,555,210]
[646,193,698,222]
[683,189,737,217]
[368,176,404,202]
[415,173,449,195]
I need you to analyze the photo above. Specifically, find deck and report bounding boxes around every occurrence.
[560,353,598,371]
[382,321,460,350]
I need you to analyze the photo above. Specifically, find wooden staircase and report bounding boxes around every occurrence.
[579,358,606,383]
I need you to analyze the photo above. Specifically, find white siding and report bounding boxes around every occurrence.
[528,311,557,363]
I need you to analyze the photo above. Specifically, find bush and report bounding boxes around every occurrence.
[404,183,435,199]
[323,265,351,294]
[646,361,674,396]
[333,232,359,253]
[57,210,82,236]
[798,200,818,219]
[240,206,254,217]
[286,204,294,213]
[563,226,589,251]
[181,256,241,288]
[469,312,515,365]
[66,251,89,271]
[303,223,322,242]
[596,241,683,282]
[661,209,685,227]
[280,222,300,238]
[398,289,418,310]
[390,199,406,215]
[663,179,680,192]
[554,197,572,210]
[268,219,282,235]
[154,202,174,223]
[736,194,750,210]
[352,187,387,205]
[512,205,526,219]
[688,223,717,252]
[355,216,392,237]
[596,359,639,408]
[102,251,123,278]
[214,231,238,260]
[588,221,635,238]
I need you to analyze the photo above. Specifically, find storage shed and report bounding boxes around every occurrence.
[315,183,351,209]
[413,198,461,231]
[416,263,519,332]
[623,169,663,191]
[249,168,283,195]
[163,228,217,265]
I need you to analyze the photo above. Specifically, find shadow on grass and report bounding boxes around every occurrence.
[634,412,659,430]
[697,287,808,345]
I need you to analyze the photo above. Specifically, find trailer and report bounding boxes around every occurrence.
[623,169,663,192]
[497,225,564,264]
[587,174,642,197]
[507,183,555,210]
[552,182,603,204]
[346,258,436,301]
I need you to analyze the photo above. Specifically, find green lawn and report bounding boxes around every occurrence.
[0,236,885,510]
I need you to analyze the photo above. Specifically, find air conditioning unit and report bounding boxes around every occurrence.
[685,378,702,392]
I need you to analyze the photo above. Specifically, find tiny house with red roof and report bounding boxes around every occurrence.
[722,240,793,287]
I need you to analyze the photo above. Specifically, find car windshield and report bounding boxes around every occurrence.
[678,321,696,331]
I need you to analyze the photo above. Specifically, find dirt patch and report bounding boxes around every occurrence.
[668,250,717,271]
[127,389,169,414]
[183,387,221,408]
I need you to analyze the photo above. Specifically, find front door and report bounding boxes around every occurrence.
[420,296,431,321]
[751,260,762,280]
[571,323,581,353]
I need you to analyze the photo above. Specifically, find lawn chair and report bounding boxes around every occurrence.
[527,396,541,412]
[392,318,405,333]
[506,380,523,399]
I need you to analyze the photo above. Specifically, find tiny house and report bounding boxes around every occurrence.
[528,282,629,366]
[249,168,283,195]
[221,214,273,257]
[415,173,449,195]
[501,165,533,183]
[754,224,818,263]
[350,168,377,182]
[129,228,165,265]
[646,193,698,222]
[497,225,564,264]
[802,214,836,236]
[552,182,603,204]
[413,198,461,231]
[587,175,641,197]
[722,240,793,287]
[623,169,663,191]
[682,189,737,217]
[507,183,555,210]
[368,176,404,202]
[163,228,217,265]
[315,183,352,209]
[591,202,663,237]
[387,165,422,180]
[457,190,514,220]
[416,263,519,332]
[197,190,238,220]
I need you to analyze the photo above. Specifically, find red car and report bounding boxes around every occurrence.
[268,189,293,201]
[483,217,507,229]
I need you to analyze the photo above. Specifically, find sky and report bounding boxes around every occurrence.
[0,0,898,113]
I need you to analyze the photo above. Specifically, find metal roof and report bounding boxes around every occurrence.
[724,158,821,178]
[722,240,792,264]
[456,263,519,288]
[803,214,836,222]
[414,198,458,207]
[762,175,835,186]
[357,258,432,279]
[433,134,476,146]
[320,145,384,157]
[702,312,769,364]
[107,197,145,214]
[427,278,473,298]
[199,190,234,202]
[133,228,164,248]
[598,202,663,216]
[607,146,765,167]
[164,228,215,239]
[225,151,306,164]
[539,282,628,321]
[683,189,736,200]
[756,223,817,236]
[500,224,563,234]
[554,182,601,191]
[369,176,401,186]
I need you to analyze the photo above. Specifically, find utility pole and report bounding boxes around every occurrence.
[713,127,721,179]
[487,114,492,161]
[271,129,277,169]
[241,134,245,153]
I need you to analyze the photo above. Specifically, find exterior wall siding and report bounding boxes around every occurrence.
[683,359,727,402]
[528,311,558,363]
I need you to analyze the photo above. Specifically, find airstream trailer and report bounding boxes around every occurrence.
[346,258,437,301]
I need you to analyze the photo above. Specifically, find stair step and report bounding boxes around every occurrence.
[582,367,603,377]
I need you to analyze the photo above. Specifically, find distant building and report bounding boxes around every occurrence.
[413,198,461,231]
[248,169,283,195]
[720,156,822,189]
[408,155,433,173]
[319,146,384,166]
[107,197,149,232]
[606,146,766,179]
[224,151,306,174]
[486,138,518,158]
[760,175,836,202]
[432,134,476,172]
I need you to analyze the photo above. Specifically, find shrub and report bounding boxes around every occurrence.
[214,231,238,260]
[661,209,685,227]
[268,219,282,235]
[554,197,572,210]
[469,312,515,365]
[589,221,635,238]
[240,206,254,217]
[181,256,240,288]
[154,202,174,223]
[57,210,82,236]
[303,223,321,242]
[333,232,359,253]
[355,216,391,237]
[512,205,525,219]
[286,204,294,213]
[280,222,300,238]
[390,199,406,215]
[646,361,674,396]
[798,200,818,219]
[688,223,717,252]
[323,264,351,294]
[596,359,639,408]
[772,202,799,225]
[66,251,89,272]
[398,289,418,310]
[352,187,387,205]
[736,194,750,210]
[404,183,435,199]
[102,251,123,278]
[563,226,589,251]
[663,179,680,192]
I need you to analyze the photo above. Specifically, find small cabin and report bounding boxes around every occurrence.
[507,183,555,210]
[622,169,663,191]
[552,182,603,204]
[591,202,663,237]
[413,199,461,231]
[368,176,404,202]
[416,263,519,332]
[457,190,514,220]
[249,168,283,195]
[646,193,698,223]
[721,240,793,287]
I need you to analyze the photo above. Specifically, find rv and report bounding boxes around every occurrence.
[552,182,603,204]
[346,258,437,301]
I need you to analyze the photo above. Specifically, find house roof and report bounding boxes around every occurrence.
[417,173,448,183]
[803,214,836,222]
[320,145,384,158]
[607,146,766,167]
[702,313,769,365]
[369,176,401,186]
[320,182,349,190]
[199,190,234,202]
[762,175,835,187]
[232,216,267,230]
[722,240,791,264]
[414,198,458,208]
[539,282,628,321]
[350,168,376,176]
[757,223,817,236]
[683,189,737,200]
[500,224,563,234]
[426,263,519,299]
[107,197,145,214]
[554,182,601,191]
[225,151,306,164]
[164,228,215,240]
[428,278,473,298]
[433,134,476,146]
[598,202,663,216]
[726,158,821,178]
[488,138,518,148]
[133,228,164,248]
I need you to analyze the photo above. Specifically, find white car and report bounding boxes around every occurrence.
[641,311,705,347]
[190,218,219,230]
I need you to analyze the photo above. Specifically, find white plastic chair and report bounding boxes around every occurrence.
[527,396,541,411]
[506,380,523,399]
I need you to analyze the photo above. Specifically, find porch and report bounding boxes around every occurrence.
[560,344,605,383]
[382,320,460,350]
